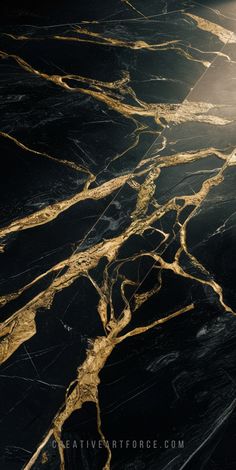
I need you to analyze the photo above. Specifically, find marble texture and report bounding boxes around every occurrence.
[1,1,236,469]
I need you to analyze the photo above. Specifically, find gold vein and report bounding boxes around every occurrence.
[185,13,236,44]
[0,174,129,247]
[23,301,194,470]
[0,50,231,127]
[0,131,94,179]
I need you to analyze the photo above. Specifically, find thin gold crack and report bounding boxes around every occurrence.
[3,30,180,50]
[2,31,211,68]
[5,18,236,67]
[0,131,94,181]
[121,0,147,18]
[116,303,195,342]
[96,400,112,470]
[56,30,180,50]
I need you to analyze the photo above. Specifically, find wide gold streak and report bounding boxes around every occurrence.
[185,13,236,43]
[23,301,193,470]
[0,174,129,245]
[0,50,231,126]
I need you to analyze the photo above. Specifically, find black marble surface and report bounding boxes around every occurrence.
[1,1,236,469]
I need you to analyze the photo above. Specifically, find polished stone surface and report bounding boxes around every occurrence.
[1,1,236,469]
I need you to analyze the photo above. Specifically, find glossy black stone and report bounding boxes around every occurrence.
[1,1,236,469]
